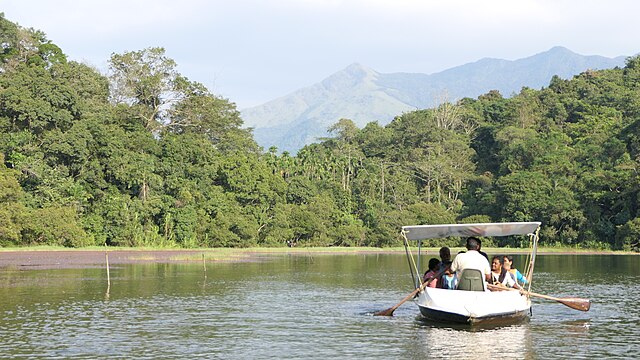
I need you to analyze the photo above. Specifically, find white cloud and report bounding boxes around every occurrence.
[2,0,639,107]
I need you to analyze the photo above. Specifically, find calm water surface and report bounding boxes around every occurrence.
[0,254,638,359]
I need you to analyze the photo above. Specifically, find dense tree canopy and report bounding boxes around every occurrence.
[1,14,638,251]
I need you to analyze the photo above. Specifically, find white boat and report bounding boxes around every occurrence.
[402,222,541,325]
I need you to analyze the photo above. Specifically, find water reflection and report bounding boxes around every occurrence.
[0,254,638,359]
[561,319,591,329]
[410,317,535,358]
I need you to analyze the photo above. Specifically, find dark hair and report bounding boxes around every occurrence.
[466,237,480,251]
[503,255,513,262]
[439,247,451,261]
[491,255,504,265]
[428,258,440,271]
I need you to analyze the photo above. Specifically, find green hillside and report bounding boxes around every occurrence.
[245,48,626,153]
[1,15,638,251]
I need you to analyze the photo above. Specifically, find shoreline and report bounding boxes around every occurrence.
[0,247,635,270]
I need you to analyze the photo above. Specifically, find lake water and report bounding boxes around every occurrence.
[0,254,638,359]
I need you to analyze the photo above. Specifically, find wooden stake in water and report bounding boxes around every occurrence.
[202,253,207,278]
[105,246,111,296]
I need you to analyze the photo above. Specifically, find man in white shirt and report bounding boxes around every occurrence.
[450,237,491,282]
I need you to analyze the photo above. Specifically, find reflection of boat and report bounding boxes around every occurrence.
[412,318,535,358]
[402,222,541,325]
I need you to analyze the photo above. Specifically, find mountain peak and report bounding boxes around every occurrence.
[533,46,580,58]
[343,62,375,76]
[243,48,627,154]
[321,62,378,90]
[546,46,574,54]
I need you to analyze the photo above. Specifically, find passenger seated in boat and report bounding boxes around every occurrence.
[503,255,528,285]
[476,238,489,261]
[439,246,452,267]
[436,247,453,288]
[449,237,492,284]
[490,256,520,289]
[440,267,458,289]
[422,258,440,288]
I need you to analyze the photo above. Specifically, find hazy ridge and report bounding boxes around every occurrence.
[242,46,626,153]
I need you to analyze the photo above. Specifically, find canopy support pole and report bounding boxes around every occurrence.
[525,227,540,294]
[402,230,420,288]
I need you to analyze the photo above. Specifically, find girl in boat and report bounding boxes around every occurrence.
[503,255,528,285]
[422,258,441,288]
[490,256,520,289]
[437,246,456,289]
[440,267,458,289]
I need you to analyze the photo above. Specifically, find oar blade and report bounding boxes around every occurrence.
[559,298,591,312]
[373,308,395,317]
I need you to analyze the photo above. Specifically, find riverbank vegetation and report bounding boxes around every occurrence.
[1,15,639,251]
[0,245,633,256]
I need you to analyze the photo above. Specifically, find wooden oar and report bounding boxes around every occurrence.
[374,267,448,316]
[524,290,591,311]
[486,283,591,311]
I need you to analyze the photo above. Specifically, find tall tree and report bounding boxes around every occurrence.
[166,80,258,152]
[109,47,183,130]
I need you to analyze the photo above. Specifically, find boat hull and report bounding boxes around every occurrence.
[415,287,531,325]
[418,305,530,325]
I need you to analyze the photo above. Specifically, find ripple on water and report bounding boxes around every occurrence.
[0,254,638,359]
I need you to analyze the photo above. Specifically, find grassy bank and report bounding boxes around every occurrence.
[0,245,635,255]
[0,245,635,267]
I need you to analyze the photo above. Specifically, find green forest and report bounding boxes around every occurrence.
[1,15,639,251]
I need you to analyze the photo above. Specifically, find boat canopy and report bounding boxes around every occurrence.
[402,222,541,241]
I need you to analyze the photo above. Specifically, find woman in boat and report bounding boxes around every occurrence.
[422,258,441,288]
[503,255,528,285]
[490,256,520,289]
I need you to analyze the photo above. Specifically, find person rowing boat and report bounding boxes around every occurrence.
[375,222,591,323]
[449,237,491,283]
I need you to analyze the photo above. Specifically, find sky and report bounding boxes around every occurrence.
[2,0,639,109]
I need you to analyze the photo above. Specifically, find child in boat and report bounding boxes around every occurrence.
[440,267,458,289]
[422,258,441,288]
[503,255,528,285]
[437,246,455,289]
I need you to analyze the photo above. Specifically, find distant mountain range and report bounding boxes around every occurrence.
[241,46,627,154]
